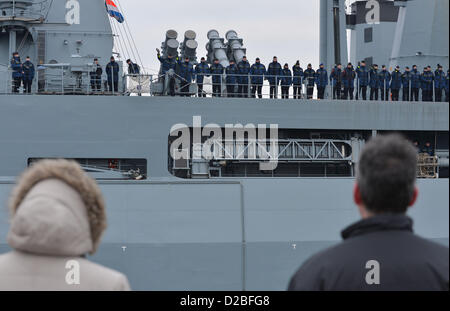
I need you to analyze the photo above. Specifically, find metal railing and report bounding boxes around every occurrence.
[417,153,439,179]
[150,72,447,101]
[192,139,353,162]
[2,66,447,102]
[1,66,126,95]
[35,66,123,95]
[182,73,313,99]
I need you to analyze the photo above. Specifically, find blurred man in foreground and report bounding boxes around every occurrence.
[288,134,449,291]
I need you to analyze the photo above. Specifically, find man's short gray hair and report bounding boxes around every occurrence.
[357,134,418,214]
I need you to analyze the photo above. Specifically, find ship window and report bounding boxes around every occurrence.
[364,27,373,43]
[28,158,147,180]
[364,57,374,66]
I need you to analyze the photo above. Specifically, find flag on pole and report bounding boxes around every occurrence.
[105,0,124,23]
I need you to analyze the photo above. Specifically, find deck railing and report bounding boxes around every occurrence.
[1,66,446,102]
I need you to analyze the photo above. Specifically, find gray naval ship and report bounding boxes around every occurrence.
[0,0,448,290]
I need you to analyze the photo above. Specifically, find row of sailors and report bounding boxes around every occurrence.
[158,51,450,101]
[10,52,35,93]
[330,62,450,102]
[10,52,138,94]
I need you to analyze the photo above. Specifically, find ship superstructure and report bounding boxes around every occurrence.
[342,0,449,69]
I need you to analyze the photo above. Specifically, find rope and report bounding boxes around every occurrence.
[17,29,30,52]
[109,19,126,61]
[114,0,139,68]
[44,0,53,21]
[115,0,146,74]
[111,17,132,62]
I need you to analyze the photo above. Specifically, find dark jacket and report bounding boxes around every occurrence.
[390,69,402,90]
[177,60,194,82]
[10,56,22,79]
[410,69,421,89]
[356,65,369,87]
[250,63,266,85]
[330,67,342,86]
[369,68,379,88]
[378,70,391,89]
[266,61,282,85]
[434,69,446,89]
[127,62,140,75]
[210,63,224,84]
[288,214,449,291]
[303,68,316,87]
[401,71,411,88]
[292,65,304,85]
[225,64,239,85]
[22,60,35,81]
[90,63,102,82]
[280,68,292,86]
[237,60,251,85]
[421,145,435,156]
[106,61,119,82]
[194,62,210,84]
[157,54,177,74]
[315,68,328,87]
[421,71,434,91]
[342,67,356,88]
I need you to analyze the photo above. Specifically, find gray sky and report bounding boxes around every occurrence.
[116,0,320,74]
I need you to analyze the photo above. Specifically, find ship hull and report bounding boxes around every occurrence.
[1,178,448,290]
[0,95,448,290]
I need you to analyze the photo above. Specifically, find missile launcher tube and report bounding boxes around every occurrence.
[225,30,246,63]
[207,29,230,67]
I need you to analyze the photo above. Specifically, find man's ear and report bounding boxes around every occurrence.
[353,183,363,206]
[408,187,419,207]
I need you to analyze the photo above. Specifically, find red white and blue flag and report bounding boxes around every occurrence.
[105,0,124,23]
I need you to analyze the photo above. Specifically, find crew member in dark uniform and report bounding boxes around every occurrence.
[356,61,369,100]
[331,63,343,100]
[237,56,251,98]
[10,52,22,93]
[280,63,292,99]
[195,57,210,97]
[126,59,140,75]
[210,58,224,97]
[157,48,178,96]
[267,56,282,99]
[106,56,120,93]
[410,65,421,101]
[292,61,304,99]
[304,64,316,100]
[90,58,103,92]
[401,66,411,101]
[369,64,379,101]
[250,58,266,99]
[390,66,402,101]
[22,56,35,94]
[315,63,328,100]
[342,63,356,100]
[177,57,194,96]
[226,60,239,98]
[434,64,446,102]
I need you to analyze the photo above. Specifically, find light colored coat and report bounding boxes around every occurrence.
[0,160,130,291]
